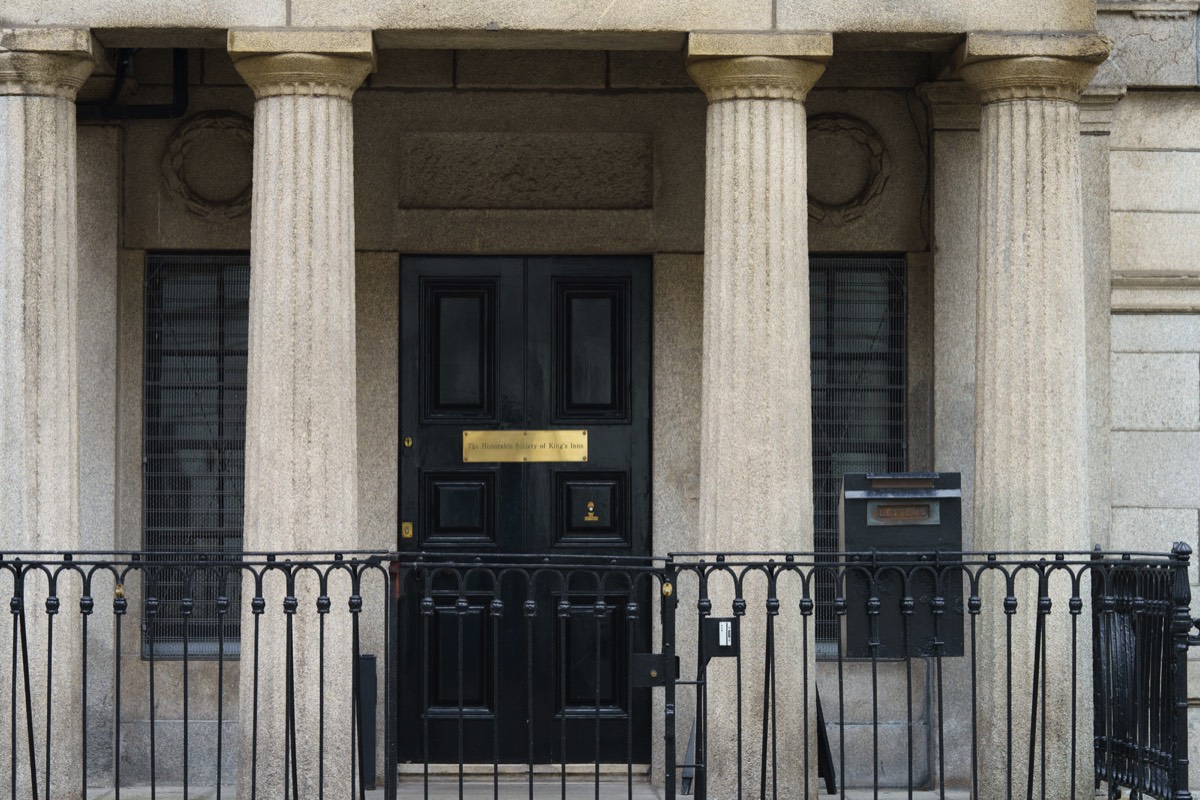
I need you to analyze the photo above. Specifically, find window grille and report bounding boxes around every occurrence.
[810,256,907,654]
[143,253,249,658]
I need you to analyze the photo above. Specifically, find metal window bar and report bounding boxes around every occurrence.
[143,253,249,657]
[810,256,907,652]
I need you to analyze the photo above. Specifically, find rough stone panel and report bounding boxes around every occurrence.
[78,125,121,781]
[830,722,931,788]
[78,126,119,552]
[931,131,979,547]
[1112,91,1200,150]
[608,50,693,88]
[455,49,606,89]
[356,251,400,555]
[119,659,240,721]
[1192,708,1200,790]
[1112,211,1200,273]
[116,250,144,553]
[649,253,702,785]
[118,720,238,785]
[1111,353,1200,430]
[1112,151,1200,213]
[1082,132,1113,558]
[1112,314,1200,353]
[350,250,398,782]
[369,49,454,88]
[817,660,928,724]
[651,254,703,559]
[1099,10,1198,87]
[392,208,656,252]
[1110,507,1200,584]
[1111,432,1200,507]
[351,90,704,252]
[396,132,653,210]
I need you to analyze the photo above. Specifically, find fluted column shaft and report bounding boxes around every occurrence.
[0,28,96,800]
[960,36,1108,800]
[229,30,373,800]
[688,33,829,799]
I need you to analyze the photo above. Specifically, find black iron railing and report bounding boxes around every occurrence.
[0,547,1192,800]
[1093,543,1194,800]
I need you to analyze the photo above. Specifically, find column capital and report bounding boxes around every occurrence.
[228,29,375,100]
[956,33,1111,103]
[0,27,100,99]
[686,32,831,102]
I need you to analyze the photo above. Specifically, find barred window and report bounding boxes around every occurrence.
[143,253,249,658]
[810,255,907,654]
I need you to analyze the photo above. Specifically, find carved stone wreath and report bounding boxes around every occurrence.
[161,111,254,221]
[807,114,891,225]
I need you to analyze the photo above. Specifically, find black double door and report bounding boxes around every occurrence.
[398,256,652,765]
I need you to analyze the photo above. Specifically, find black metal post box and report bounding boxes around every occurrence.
[838,472,964,658]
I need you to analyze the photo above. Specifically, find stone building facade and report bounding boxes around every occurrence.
[1,0,1199,793]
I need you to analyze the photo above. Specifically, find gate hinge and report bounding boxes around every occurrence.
[631,653,679,688]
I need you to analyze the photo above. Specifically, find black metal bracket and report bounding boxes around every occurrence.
[702,616,740,666]
[630,653,679,688]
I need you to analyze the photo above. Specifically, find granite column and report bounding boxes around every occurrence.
[687,32,830,798]
[229,29,374,800]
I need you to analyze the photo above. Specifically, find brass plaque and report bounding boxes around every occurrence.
[462,430,588,463]
[866,500,941,527]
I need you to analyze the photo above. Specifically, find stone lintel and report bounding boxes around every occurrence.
[228,28,375,99]
[687,31,833,61]
[0,27,100,97]
[956,34,1112,103]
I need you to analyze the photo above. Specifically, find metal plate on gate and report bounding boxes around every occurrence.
[462,429,588,463]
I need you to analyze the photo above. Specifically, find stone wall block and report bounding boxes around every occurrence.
[1112,431,1200,507]
[1099,10,1198,87]
[1111,353,1200,430]
[1112,315,1200,353]
[1110,507,1200,584]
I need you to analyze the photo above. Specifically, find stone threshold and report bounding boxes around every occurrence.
[88,785,972,800]
[399,763,651,778]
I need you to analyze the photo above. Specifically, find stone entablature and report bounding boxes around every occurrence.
[3,0,1095,46]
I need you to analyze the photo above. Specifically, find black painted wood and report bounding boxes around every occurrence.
[398,255,652,765]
